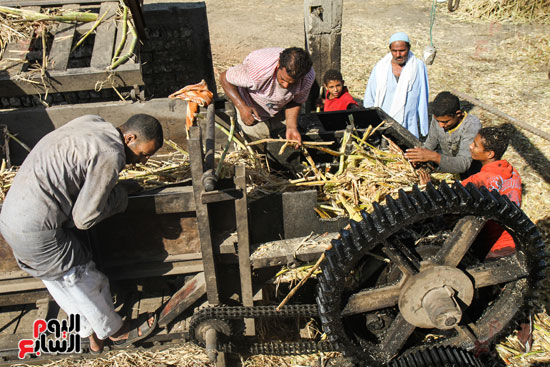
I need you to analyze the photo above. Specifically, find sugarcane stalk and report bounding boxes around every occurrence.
[0,6,97,22]
[111,3,128,64]
[164,139,188,156]
[247,138,332,146]
[301,146,323,179]
[336,128,351,176]
[108,19,136,70]
[216,115,235,177]
[215,122,248,151]
[5,131,30,152]
[71,9,110,52]
[276,244,332,311]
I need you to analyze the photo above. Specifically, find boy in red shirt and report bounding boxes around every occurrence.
[463,127,521,258]
[419,126,521,258]
[320,70,359,111]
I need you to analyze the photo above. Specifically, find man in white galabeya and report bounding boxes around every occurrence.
[363,32,430,139]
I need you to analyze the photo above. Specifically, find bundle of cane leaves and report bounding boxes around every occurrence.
[496,311,550,366]
[0,159,17,201]
[118,139,191,189]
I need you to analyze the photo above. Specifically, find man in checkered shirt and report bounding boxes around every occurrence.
[220,47,315,146]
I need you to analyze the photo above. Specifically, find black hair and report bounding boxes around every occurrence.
[279,47,313,80]
[432,91,461,116]
[478,126,509,160]
[323,69,343,85]
[120,114,163,148]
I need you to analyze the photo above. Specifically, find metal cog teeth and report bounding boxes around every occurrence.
[425,181,445,207]
[371,202,388,233]
[452,180,473,207]
[316,183,545,366]
[439,181,459,206]
[384,195,401,224]
[411,184,430,212]
[397,189,416,219]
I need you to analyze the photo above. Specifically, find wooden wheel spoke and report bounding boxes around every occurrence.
[379,313,416,359]
[434,216,486,267]
[342,283,401,316]
[466,255,529,288]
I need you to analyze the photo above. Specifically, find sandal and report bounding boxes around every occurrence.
[112,313,157,348]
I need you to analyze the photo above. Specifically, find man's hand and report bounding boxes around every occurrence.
[237,104,260,126]
[405,147,440,164]
[286,126,302,148]
[117,179,143,195]
[417,169,431,185]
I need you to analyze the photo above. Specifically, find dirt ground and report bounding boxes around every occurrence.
[36,0,550,366]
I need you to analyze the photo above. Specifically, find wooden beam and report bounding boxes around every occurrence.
[49,4,77,71]
[158,272,206,328]
[189,126,220,305]
[304,0,342,84]
[90,2,118,69]
[0,62,142,96]
[234,165,255,335]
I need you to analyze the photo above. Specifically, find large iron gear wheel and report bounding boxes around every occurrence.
[316,181,547,366]
[388,346,483,367]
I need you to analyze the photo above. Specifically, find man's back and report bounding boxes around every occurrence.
[0,115,126,233]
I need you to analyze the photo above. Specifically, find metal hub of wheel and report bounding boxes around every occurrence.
[316,182,547,366]
[399,265,474,330]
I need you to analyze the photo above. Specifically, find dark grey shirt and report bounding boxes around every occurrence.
[0,115,128,279]
[423,113,481,174]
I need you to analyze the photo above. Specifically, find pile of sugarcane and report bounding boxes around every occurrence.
[221,122,449,221]
[118,140,191,189]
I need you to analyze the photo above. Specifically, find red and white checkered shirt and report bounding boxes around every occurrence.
[225,48,315,120]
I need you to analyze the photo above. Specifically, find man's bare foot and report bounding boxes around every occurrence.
[89,333,104,353]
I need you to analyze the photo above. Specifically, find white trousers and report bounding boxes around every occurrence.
[42,261,123,340]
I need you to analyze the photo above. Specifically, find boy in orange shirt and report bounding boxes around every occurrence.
[420,126,521,258]
[319,70,359,112]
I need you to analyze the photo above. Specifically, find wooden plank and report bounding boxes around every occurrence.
[158,272,206,328]
[90,2,118,69]
[0,62,142,96]
[0,260,203,294]
[234,165,255,336]
[189,126,220,305]
[0,278,44,294]
[0,39,31,75]
[49,4,77,71]
[201,188,243,204]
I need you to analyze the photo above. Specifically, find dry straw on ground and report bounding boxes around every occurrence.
[456,0,550,24]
